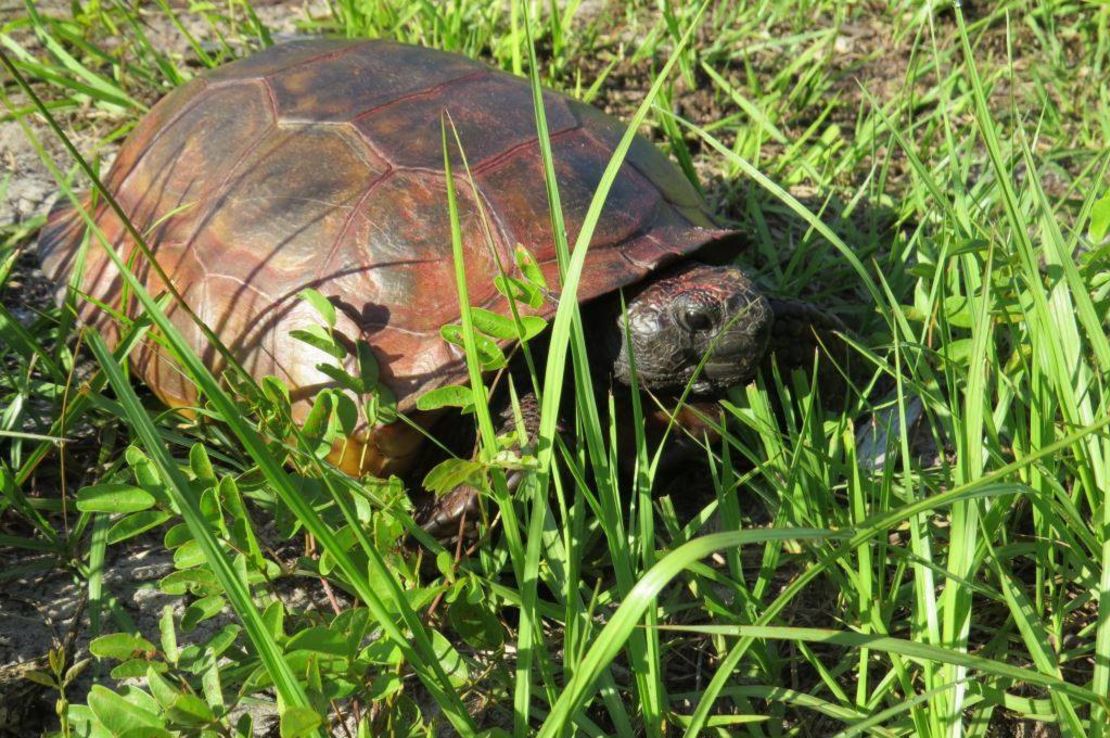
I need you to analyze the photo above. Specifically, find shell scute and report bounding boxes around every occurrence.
[266,40,486,124]
[353,73,577,170]
[207,38,359,84]
[323,169,507,334]
[117,82,274,232]
[570,101,709,219]
[106,79,210,193]
[198,124,387,286]
[476,127,663,272]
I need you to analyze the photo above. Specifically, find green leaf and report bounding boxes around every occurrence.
[364,386,398,425]
[301,391,335,450]
[160,568,220,596]
[360,638,403,667]
[110,658,167,679]
[1091,190,1110,243]
[76,483,156,514]
[262,601,285,641]
[470,307,546,341]
[65,704,110,738]
[22,669,57,688]
[440,324,506,369]
[182,595,226,632]
[87,685,162,735]
[202,624,242,660]
[261,375,291,406]
[167,693,216,725]
[285,626,349,656]
[188,444,216,485]
[163,523,192,549]
[514,244,548,289]
[416,385,475,412]
[368,672,403,701]
[107,511,173,545]
[290,325,346,360]
[159,608,179,665]
[146,667,180,709]
[173,539,206,569]
[949,238,990,256]
[940,295,973,328]
[64,657,92,687]
[89,633,158,661]
[201,651,224,718]
[448,595,504,650]
[423,459,484,496]
[315,362,364,394]
[940,337,974,366]
[280,706,323,738]
[334,393,360,436]
[117,728,173,738]
[299,288,336,328]
[126,447,170,505]
[494,274,544,309]
[356,341,379,389]
[431,630,469,689]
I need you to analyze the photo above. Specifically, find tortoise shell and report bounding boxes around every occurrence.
[39,39,731,474]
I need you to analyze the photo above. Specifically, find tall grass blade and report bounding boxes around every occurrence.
[86,332,321,732]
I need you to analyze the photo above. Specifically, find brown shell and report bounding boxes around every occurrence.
[39,39,727,473]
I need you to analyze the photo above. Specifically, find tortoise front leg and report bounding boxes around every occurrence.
[418,386,541,540]
[764,297,852,401]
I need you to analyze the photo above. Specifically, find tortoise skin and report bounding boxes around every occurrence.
[38,39,732,475]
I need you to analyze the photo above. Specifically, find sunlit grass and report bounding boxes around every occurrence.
[2,0,1110,735]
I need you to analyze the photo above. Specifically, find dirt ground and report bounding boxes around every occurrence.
[0,3,330,733]
[0,1,1082,735]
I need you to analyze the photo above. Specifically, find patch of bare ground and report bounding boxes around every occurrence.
[1,2,1104,734]
[0,4,334,733]
[0,526,363,736]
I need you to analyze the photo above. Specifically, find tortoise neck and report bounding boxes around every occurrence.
[581,292,628,389]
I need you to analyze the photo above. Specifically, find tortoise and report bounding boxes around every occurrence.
[38,39,843,533]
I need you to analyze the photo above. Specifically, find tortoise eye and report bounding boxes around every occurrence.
[675,300,716,333]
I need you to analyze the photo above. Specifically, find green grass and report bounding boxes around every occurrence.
[2,0,1110,735]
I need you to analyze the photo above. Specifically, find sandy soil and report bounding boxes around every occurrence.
[0,1,1077,735]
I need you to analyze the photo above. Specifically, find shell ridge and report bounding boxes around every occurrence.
[259,76,281,123]
[470,125,580,176]
[206,119,280,195]
[112,79,211,194]
[315,167,396,281]
[469,180,515,283]
[121,82,278,244]
[348,69,490,129]
[255,41,365,85]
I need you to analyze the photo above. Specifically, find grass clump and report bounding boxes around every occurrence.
[2,0,1110,736]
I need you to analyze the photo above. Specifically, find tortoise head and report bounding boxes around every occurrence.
[612,262,773,395]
